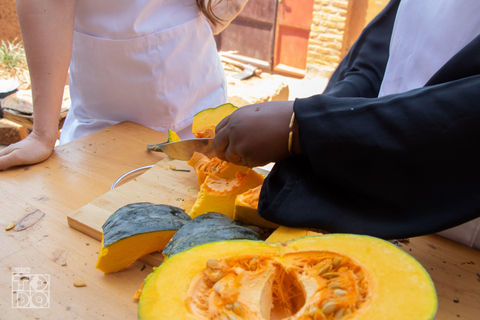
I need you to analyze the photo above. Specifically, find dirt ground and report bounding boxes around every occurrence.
[0,0,22,43]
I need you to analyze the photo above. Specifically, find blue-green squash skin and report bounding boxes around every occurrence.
[102,202,191,247]
[162,212,263,257]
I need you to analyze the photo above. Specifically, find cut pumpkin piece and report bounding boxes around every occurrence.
[162,212,263,258]
[233,185,279,229]
[188,151,248,185]
[138,234,437,320]
[167,129,181,142]
[146,129,181,152]
[95,203,191,274]
[266,225,323,243]
[188,169,265,220]
[192,103,238,138]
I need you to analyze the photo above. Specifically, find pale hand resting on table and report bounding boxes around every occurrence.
[0,133,55,170]
[213,101,300,167]
[0,0,75,171]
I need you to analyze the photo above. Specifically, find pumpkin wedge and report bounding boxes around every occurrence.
[162,212,263,258]
[233,185,279,229]
[188,169,265,220]
[96,203,191,274]
[192,103,238,138]
[266,225,323,243]
[167,129,181,142]
[138,234,437,320]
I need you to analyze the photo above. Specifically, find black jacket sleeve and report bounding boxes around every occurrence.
[322,0,400,98]
[258,0,480,239]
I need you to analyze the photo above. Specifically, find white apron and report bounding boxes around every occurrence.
[59,0,227,144]
[378,0,480,249]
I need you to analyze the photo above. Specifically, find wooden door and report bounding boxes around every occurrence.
[273,0,314,77]
[214,0,277,69]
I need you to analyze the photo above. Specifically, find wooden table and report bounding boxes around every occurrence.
[1,121,479,319]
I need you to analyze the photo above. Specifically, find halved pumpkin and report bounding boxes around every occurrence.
[233,185,279,229]
[138,234,437,320]
[188,151,248,185]
[95,203,191,274]
[188,169,265,220]
[192,103,238,138]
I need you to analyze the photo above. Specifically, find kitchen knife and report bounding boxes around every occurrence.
[146,138,214,160]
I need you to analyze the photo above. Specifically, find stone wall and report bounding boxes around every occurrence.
[0,0,21,42]
[306,0,388,77]
[307,0,350,76]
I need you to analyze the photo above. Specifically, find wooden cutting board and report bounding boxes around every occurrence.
[67,158,200,266]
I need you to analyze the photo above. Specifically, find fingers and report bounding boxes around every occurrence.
[224,148,244,166]
[0,136,54,171]
[0,146,21,170]
[213,116,230,161]
[214,117,247,166]
[215,115,229,134]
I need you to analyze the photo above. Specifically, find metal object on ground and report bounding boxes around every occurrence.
[220,56,262,80]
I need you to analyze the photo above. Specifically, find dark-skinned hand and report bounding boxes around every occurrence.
[214,101,298,167]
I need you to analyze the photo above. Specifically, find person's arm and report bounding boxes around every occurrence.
[199,0,249,35]
[213,0,401,168]
[0,0,75,170]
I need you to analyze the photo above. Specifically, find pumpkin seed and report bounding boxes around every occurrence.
[322,272,340,279]
[249,257,258,271]
[328,281,344,289]
[317,265,333,276]
[207,258,222,270]
[233,301,244,317]
[332,257,343,269]
[333,289,348,296]
[5,223,15,231]
[334,308,345,319]
[314,259,332,275]
[306,305,325,320]
[321,300,340,315]
[73,280,86,287]
[206,269,225,282]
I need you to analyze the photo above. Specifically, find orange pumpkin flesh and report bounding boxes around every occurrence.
[192,103,238,138]
[233,185,279,229]
[188,152,248,185]
[189,170,265,219]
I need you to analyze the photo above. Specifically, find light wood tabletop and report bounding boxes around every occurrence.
[1,121,479,319]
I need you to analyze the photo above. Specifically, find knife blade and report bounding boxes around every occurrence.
[146,138,214,160]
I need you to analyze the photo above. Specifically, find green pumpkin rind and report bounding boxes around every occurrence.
[102,202,191,246]
[162,212,263,257]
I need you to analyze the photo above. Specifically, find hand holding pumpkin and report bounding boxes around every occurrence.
[213,101,299,167]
